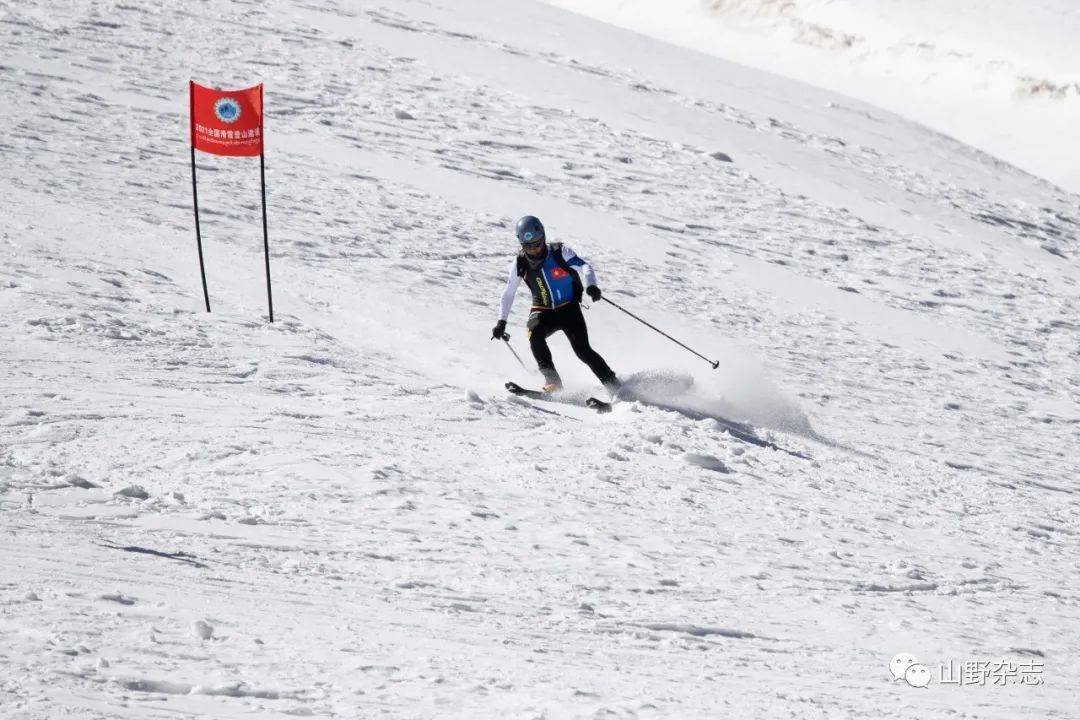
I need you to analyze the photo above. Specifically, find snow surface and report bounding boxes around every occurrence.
[543,0,1080,193]
[2,0,1079,718]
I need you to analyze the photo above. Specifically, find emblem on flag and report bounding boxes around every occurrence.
[214,97,242,124]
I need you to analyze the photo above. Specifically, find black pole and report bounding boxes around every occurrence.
[501,333,531,372]
[258,84,273,323]
[601,296,719,369]
[190,83,210,313]
[259,150,273,323]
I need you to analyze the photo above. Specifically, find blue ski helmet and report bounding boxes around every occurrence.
[515,215,545,245]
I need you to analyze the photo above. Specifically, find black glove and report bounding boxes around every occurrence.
[491,319,507,340]
[586,285,602,302]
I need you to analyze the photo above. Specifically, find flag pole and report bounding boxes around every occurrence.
[258,83,274,323]
[189,81,211,313]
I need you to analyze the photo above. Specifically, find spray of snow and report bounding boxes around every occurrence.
[540,301,815,436]
[550,299,817,435]
[620,362,814,437]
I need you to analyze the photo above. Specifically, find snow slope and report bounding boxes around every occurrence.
[544,0,1080,193]
[1,0,1078,718]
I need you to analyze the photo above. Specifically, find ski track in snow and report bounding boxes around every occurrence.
[1,0,1078,718]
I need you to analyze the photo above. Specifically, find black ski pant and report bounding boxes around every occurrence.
[527,302,614,386]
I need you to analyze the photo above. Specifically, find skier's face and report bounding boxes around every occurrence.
[523,240,546,257]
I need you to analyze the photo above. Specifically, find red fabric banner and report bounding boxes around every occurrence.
[190,81,263,157]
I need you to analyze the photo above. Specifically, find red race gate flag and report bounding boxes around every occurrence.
[187,80,273,322]
[190,81,263,157]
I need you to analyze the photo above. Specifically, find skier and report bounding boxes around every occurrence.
[492,215,620,395]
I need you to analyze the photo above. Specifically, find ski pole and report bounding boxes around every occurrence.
[500,333,531,372]
[601,297,720,369]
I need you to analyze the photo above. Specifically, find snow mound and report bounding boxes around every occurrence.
[545,0,1080,190]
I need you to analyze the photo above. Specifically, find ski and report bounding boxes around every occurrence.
[505,381,612,414]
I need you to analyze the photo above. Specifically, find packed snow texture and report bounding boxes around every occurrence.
[544,0,1080,192]
[1,0,1079,718]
